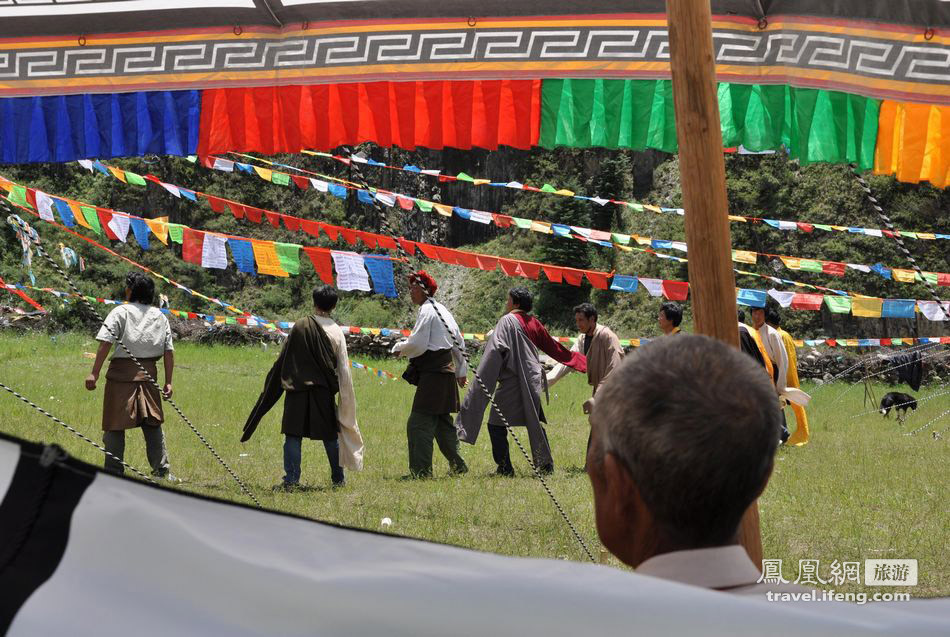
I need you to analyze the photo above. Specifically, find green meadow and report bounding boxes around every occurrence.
[0,332,947,597]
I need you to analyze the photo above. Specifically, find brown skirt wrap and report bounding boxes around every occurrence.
[409,349,460,415]
[102,357,164,431]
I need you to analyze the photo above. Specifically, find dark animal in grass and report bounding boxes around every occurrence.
[880,392,917,421]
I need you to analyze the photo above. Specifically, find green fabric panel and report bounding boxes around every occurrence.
[824,295,852,314]
[799,259,824,273]
[540,184,557,193]
[540,79,879,169]
[80,206,102,235]
[275,242,301,275]
[456,172,475,182]
[6,185,31,209]
[271,172,290,187]
[813,224,833,232]
[512,217,533,229]
[125,171,147,187]
[167,223,184,244]
[415,200,433,212]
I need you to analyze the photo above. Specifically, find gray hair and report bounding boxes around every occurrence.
[591,334,781,547]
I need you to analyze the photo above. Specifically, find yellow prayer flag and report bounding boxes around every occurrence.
[728,215,747,222]
[780,256,802,270]
[145,219,168,245]
[69,201,91,229]
[844,339,859,347]
[831,225,848,232]
[473,179,491,186]
[732,250,757,264]
[433,204,453,217]
[108,166,128,183]
[631,339,641,347]
[633,235,652,246]
[643,204,662,213]
[530,221,552,234]
[253,166,273,182]
[852,297,883,317]
[555,189,575,196]
[892,268,916,283]
[918,233,937,240]
[251,240,289,277]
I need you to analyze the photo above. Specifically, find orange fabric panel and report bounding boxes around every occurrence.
[874,101,950,188]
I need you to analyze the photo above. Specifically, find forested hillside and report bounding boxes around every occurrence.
[1,145,947,339]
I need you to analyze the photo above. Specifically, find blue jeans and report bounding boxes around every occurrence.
[283,435,344,485]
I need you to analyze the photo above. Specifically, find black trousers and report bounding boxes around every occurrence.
[488,424,553,473]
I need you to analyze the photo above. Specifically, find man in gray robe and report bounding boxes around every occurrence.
[455,288,585,476]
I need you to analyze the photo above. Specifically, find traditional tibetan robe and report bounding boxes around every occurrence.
[242,315,363,470]
[547,324,623,395]
[456,313,566,468]
[778,327,810,445]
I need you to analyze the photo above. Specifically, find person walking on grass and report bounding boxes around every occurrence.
[392,270,469,478]
[242,285,363,490]
[85,271,176,480]
[456,287,586,476]
[766,307,810,447]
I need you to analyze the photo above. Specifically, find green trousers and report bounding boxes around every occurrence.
[407,411,468,477]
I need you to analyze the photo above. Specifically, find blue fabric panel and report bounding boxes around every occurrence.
[328,184,347,198]
[736,289,768,307]
[881,299,915,318]
[0,90,200,163]
[130,218,150,250]
[609,275,638,293]
[228,239,256,275]
[871,263,892,280]
[52,199,76,227]
[357,189,375,205]
[364,255,397,298]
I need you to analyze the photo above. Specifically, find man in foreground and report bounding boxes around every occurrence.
[393,270,469,478]
[457,288,586,476]
[587,335,810,595]
[242,285,363,489]
[766,307,810,446]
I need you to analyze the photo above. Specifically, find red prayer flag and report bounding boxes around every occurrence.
[321,224,340,241]
[25,188,38,211]
[303,247,334,284]
[542,265,564,283]
[498,258,520,277]
[398,238,417,255]
[661,280,689,300]
[182,228,204,265]
[397,196,414,210]
[882,230,897,238]
[517,262,541,280]
[475,255,498,271]
[205,195,226,213]
[244,206,263,223]
[825,338,837,347]
[226,202,246,220]
[376,236,398,250]
[416,243,440,259]
[283,216,301,232]
[880,338,892,346]
[436,247,461,265]
[357,232,378,249]
[790,293,823,310]
[264,212,281,228]
[562,269,584,286]
[97,210,119,240]
[821,261,846,277]
[454,251,479,269]
[339,228,359,245]
[291,176,310,190]
[586,271,610,290]
[938,273,950,286]
[797,222,814,233]
[493,214,513,228]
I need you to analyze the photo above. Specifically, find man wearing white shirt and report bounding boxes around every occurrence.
[751,306,790,443]
[393,271,469,478]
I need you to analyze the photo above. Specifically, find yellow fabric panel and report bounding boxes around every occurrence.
[251,240,289,277]
[253,166,273,181]
[851,297,883,317]
[891,268,916,283]
[874,100,950,189]
[145,219,168,245]
[732,250,757,264]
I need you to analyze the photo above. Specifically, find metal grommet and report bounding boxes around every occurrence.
[233,25,243,36]
[78,34,87,47]
[467,16,477,27]
[924,28,935,41]
[757,17,768,30]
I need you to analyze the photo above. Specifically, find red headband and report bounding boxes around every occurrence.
[408,270,437,295]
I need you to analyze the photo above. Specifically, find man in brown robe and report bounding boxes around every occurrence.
[242,285,363,489]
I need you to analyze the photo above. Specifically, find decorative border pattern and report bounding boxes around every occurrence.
[1,19,948,102]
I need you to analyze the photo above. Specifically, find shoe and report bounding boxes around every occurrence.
[153,471,180,483]
[538,464,554,476]
[495,466,515,477]
[331,480,346,489]
[272,482,299,493]
[449,463,469,476]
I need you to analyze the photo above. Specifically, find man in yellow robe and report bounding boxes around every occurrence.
[766,307,809,446]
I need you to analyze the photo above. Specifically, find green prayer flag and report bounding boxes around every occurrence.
[272,172,291,187]
[226,317,237,325]
[275,242,301,275]
[125,171,147,187]
[611,233,631,245]
[415,200,433,212]
[799,259,823,273]
[813,224,833,232]
[824,295,852,314]
[922,272,938,285]
[627,202,644,212]
[900,231,918,239]
[167,223,184,244]
[186,155,197,163]
[455,172,475,182]
[6,185,32,209]
[540,184,558,193]
[80,206,102,235]
[512,217,533,229]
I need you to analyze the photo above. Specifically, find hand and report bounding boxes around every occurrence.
[582,397,595,415]
[85,373,98,391]
[162,383,173,399]
[456,377,468,388]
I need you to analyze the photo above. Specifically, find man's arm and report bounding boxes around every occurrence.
[546,339,580,388]
[162,350,174,399]
[392,306,431,358]
[85,341,112,390]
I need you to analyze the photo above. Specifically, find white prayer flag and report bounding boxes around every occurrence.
[768,289,796,308]
[212,158,234,172]
[77,159,94,171]
[846,263,871,273]
[201,234,229,270]
[918,301,950,321]
[590,197,610,206]
[108,214,130,243]
[778,221,797,231]
[310,178,329,192]
[639,278,663,297]
[671,241,688,253]
[469,211,493,224]
[375,192,396,207]
[35,191,55,222]
[331,251,371,292]
[160,182,182,198]
[863,228,883,237]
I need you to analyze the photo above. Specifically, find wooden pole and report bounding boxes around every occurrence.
[665,0,763,567]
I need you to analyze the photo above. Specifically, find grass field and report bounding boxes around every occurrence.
[0,332,947,597]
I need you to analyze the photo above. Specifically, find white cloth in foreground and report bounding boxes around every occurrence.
[315,314,363,471]
[0,437,948,636]
[758,323,789,393]
[331,251,371,292]
[392,300,467,378]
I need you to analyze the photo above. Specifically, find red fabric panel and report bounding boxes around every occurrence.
[563,269,584,286]
[301,219,321,237]
[339,228,359,245]
[198,80,541,155]
[416,243,440,259]
[476,255,498,272]
[303,247,334,284]
[791,293,823,310]
[938,273,950,286]
[436,247,461,265]
[244,206,263,224]
[661,280,689,300]
[264,212,281,228]
[542,265,564,283]
[517,262,541,280]
[321,224,340,241]
[182,228,204,265]
[399,239,417,255]
[498,258,520,277]
[493,214,513,228]
[291,176,310,190]
[97,210,119,240]
[283,216,301,232]
[797,222,814,233]
[25,188,38,211]
[880,338,892,346]
[455,252,479,269]
[205,195,226,213]
[376,236,398,251]
[227,202,246,220]
[822,261,846,277]
[397,196,415,210]
[357,232,379,249]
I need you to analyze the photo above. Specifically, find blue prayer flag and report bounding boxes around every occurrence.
[609,275,639,293]
[228,238,256,275]
[364,255,397,298]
